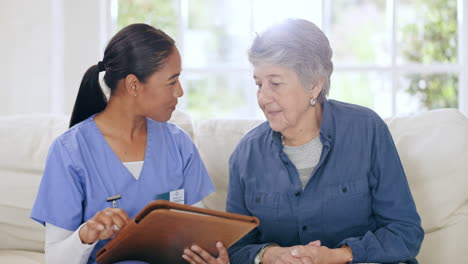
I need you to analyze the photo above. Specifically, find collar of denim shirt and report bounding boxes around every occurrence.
[270,99,334,152]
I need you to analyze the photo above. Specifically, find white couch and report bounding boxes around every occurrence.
[0,109,467,263]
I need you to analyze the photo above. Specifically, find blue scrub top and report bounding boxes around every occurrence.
[227,99,424,264]
[31,115,214,264]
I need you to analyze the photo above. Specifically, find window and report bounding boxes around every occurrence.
[113,0,467,119]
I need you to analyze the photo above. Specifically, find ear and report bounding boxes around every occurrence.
[124,74,141,97]
[309,78,324,100]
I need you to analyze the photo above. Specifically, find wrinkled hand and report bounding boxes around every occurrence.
[262,241,321,264]
[290,242,351,264]
[79,208,130,244]
[182,242,229,264]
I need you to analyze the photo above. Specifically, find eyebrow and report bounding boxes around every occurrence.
[253,74,282,79]
[167,72,181,81]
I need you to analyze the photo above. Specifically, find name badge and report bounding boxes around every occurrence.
[156,189,185,204]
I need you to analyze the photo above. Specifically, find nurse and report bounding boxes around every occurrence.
[30,23,225,264]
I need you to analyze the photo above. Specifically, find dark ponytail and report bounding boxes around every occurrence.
[69,65,107,127]
[69,23,175,128]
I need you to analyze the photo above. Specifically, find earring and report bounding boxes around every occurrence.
[310,98,316,106]
[134,93,137,97]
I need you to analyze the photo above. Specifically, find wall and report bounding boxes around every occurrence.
[0,0,110,115]
[0,0,52,114]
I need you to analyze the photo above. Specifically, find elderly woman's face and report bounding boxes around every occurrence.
[254,64,313,132]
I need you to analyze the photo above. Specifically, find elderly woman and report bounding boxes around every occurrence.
[225,19,424,264]
[183,18,423,264]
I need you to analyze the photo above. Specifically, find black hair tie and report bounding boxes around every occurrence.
[97,61,106,72]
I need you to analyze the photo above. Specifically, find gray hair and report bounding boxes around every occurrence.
[248,19,333,103]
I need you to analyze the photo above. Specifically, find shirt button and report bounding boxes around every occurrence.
[302,226,308,231]
[295,191,301,197]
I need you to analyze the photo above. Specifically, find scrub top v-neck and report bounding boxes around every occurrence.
[89,116,150,183]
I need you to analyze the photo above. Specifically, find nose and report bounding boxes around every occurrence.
[175,80,184,98]
[257,85,273,105]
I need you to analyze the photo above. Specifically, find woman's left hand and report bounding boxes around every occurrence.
[182,241,230,264]
[290,244,351,264]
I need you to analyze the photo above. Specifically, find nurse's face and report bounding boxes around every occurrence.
[138,47,183,122]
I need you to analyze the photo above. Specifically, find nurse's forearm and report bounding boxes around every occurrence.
[45,223,97,264]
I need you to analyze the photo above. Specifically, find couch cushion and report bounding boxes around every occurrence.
[0,250,44,264]
[386,109,468,233]
[0,114,69,173]
[416,202,468,263]
[387,109,468,263]
[0,171,45,251]
[169,109,194,139]
[195,119,264,211]
[0,115,67,252]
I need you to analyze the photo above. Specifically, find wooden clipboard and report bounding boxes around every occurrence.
[96,200,259,264]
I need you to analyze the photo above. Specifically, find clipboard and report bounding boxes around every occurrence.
[96,200,259,264]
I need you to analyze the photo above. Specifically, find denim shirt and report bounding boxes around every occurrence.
[226,99,424,264]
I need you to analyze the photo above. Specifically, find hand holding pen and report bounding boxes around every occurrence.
[79,207,131,244]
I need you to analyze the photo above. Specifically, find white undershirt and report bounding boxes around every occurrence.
[45,223,96,264]
[123,160,144,180]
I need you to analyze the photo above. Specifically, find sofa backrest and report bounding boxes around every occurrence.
[386,109,468,231]
[385,109,468,263]
[195,119,264,211]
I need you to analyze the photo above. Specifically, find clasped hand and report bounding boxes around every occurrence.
[264,240,348,264]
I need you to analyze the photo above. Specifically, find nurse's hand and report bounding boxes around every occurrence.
[79,208,131,244]
[182,242,229,264]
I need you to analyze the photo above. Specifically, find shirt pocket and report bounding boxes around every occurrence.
[245,192,279,227]
[323,179,371,234]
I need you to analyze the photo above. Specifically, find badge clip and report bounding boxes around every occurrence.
[106,194,122,208]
